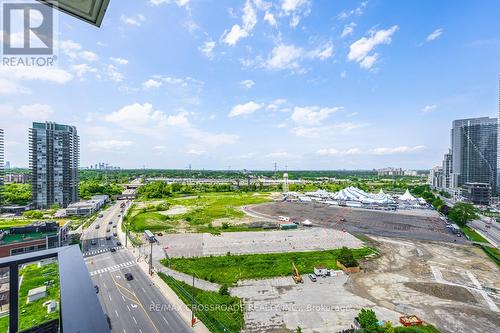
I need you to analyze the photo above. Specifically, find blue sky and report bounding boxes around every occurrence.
[1,0,500,170]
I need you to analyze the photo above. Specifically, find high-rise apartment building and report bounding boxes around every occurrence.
[451,117,498,195]
[497,76,500,194]
[29,122,80,209]
[442,149,453,190]
[0,129,4,206]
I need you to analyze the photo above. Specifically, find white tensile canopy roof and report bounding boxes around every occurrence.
[399,189,417,202]
[302,219,312,226]
[331,186,394,204]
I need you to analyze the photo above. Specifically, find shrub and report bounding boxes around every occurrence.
[219,284,229,296]
[338,247,358,267]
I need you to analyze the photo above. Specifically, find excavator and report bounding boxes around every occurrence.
[292,262,303,284]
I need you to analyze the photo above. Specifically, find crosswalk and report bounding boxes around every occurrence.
[83,246,124,257]
[89,260,136,276]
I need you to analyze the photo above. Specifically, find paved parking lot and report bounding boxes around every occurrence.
[248,202,466,243]
[157,228,364,258]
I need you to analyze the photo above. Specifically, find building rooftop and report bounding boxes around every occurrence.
[1,232,55,245]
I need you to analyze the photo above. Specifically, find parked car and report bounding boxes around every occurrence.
[125,273,134,281]
[106,229,110,232]
[106,236,111,240]
[308,274,317,282]
[110,248,116,253]
[108,221,113,225]
[91,240,97,245]
[94,285,99,293]
[98,214,103,218]
[95,225,100,229]
[113,233,117,237]
[113,225,117,228]
[116,241,122,246]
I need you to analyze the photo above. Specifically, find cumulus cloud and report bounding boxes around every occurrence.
[341,22,356,38]
[199,40,216,59]
[264,11,277,27]
[121,14,145,27]
[266,44,304,70]
[317,145,425,156]
[18,104,54,119]
[291,106,341,126]
[143,79,162,89]
[348,25,398,69]
[372,145,425,155]
[104,103,167,132]
[422,104,437,113]
[229,101,263,117]
[426,28,443,42]
[221,0,256,45]
[110,57,129,65]
[240,79,255,88]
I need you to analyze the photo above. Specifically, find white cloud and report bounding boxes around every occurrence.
[187,148,207,155]
[242,0,257,31]
[199,40,216,59]
[104,103,167,132]
[229,101,263,117]
[220,0,257,46]
[266,44,304,70]
[341,22,356,38]
[79,50,98,62]
[240,79,255,88]
[88,140,133,151]
[143,79,163,89]
[153,145,167,150]
[221,25,248,46]
[359,53,378,69]
[340,71,347,78]
[264,11,277,27]
[0,66,73,84]
[18,104,54,119]
[422,104,437,113]
[291,106,341,126]
[426,28,443,42]
[110,57,129,65]
[166,112,190,127]
[121,14,145,27]
[308,42,333,60]
[338,1,368,20]
[0,78,30,94]
[267,98,288,112]
[317,145,425,156]
[281,0,309,13]
[372,145,425,155]
[348,25,398,69]
[317,148,362,156]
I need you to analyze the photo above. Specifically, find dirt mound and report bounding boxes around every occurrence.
[404,282,477,303]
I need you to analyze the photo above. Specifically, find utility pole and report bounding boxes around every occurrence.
[191,274,195,327]
[149,241,153,275]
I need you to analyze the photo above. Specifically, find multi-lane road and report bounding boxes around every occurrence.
[469,216,500,248]
[82,201,191,333]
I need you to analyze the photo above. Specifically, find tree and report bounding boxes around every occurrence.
[219,284,229,296]
[357,308,379,333]
[448,202,478,227]
[23,210,44,219]
[337,247,358,268]
[296,327,302,333]
[432,197,444,210]
[382,321,395,333]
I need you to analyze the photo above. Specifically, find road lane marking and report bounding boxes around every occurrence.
[127,305,131,312]
[115,309,119,318]
[162,316,168,325]
[111,274,160,333]
[132,316,137,324]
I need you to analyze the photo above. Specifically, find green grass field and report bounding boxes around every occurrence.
[0,261,61,332]
[461,226,488,243]
[159,273,243,333]
[480,245,500,266]
[128,193,272,232]
[162,248,375,285]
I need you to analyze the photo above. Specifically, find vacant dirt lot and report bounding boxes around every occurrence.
[248,202,466,243]
[229,236,500,333]
[348,237,500,333]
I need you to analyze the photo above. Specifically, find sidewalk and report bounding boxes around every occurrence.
[158,267,220,292]
[135,259,210,333]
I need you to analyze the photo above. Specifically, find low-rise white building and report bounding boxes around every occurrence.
[66,195,109,216]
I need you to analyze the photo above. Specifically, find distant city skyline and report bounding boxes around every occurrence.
[1,0,500,169]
